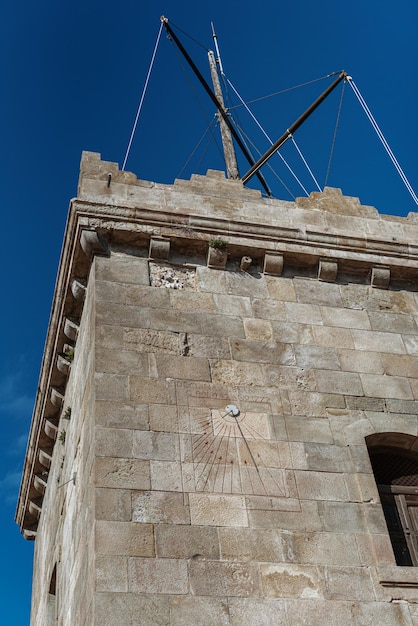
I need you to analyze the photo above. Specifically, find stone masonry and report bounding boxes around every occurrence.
[16,151,418,625]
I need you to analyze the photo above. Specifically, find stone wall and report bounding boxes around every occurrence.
[17,152,418,625]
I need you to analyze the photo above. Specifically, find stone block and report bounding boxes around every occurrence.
[96,302,151,329]
[214,293,252,317]
[153,354,211,381]
[128,557,188,594]
[369,311,418,334]
[244,318,274,341]
[132,490,190,524]
[132,430,179,461]
[95,256,150,285]
[264,365,316,391]
[129,376,171,404]
[295,470,349,501]
[125,284,170,308]
[287,390,345,417]
[189,493,248,527]
[381,354,418,378]
[148,404,178,432]
[169,597,231,626]
[351,600,414,625]
[188,334,231,359]
[338,349,384,374]
[228,597,287,626]
[260,563,323,598]
[315,369,363,396]
[95,521,154,557]
[95,488,132,521]
[170,289,214,312]
[248,501,322,531]
[318,501,368,533]
[295,277,342,305]
[95,348,149,376]
[190,560,261,597]
[95,373,129,401]
[360,374,413,399]
[95,428,133,458]
[301,442,352,472]
[151,460,183,491]
[265,276,297,302]
[313,325,354,348]
[155,524,220,559]
[123,327,180,355]
[271,322,314,345]
[95,555,128,592]
[371,266,391,288]
[285,302,323,325]
[230,339,295,365]
[210,359,265,386]
[295,344,340,370]
[94,457,150,490]
[284,531,360,566]
[285,416,334,444]
[251,298,287,321]
[324,566,375,600]
[95,400,149,430]
[285,598,353,625]
[321,306,370,329]
[95,592,170,626]
[352,329,406,354]
[219,527,285,562]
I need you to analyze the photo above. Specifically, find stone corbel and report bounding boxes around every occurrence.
[28,498,43,520]
[80,229,109,259]
[63,317,79,341]
[38,448,53,469]
[263,252,284,276]
[371,266,390,289]
[149,237,170,260]
[34,473,48,495]
[207,246,228,270]
[71,278,87,301]
[44,417,59,440]
[318,258,338,282]
[50,387,65,408]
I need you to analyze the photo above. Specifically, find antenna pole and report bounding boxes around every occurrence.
[208,50,239,179]
[241,70,347,184]
[161,16,271,196]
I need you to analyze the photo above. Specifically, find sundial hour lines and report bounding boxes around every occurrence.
[187,406,286,497]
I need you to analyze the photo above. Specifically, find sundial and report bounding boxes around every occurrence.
[186,404,287,497]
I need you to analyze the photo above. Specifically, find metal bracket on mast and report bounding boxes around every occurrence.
[161,16,272,196]
[241,70,348,184]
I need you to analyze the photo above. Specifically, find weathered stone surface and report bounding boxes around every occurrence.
[128,557,189,594]
[155,524,219,559]
[132,490,190,524]
[190,560,261,597]
[260,563,323,598]
[189,493,248,527]
[170,597,231,626]
[95,556,128,592]
[94,457,150,489]
[95,592,170,626]
[95,521,154,557]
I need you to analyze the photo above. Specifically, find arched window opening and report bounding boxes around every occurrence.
[367,433,418,567]
[46,565,57,626]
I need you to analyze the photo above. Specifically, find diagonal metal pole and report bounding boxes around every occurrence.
[241,70,347,184]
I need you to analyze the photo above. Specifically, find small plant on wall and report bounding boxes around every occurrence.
[208,239,228,269]
[59,430,66,445]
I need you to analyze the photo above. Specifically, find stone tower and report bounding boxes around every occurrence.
[16,151,418,625]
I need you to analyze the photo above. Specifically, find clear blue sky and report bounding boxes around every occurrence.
[2,1,418,623]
